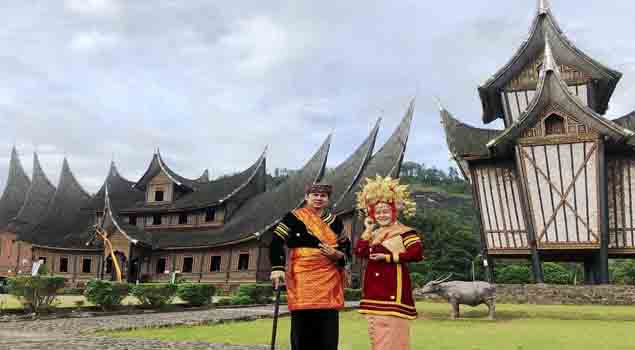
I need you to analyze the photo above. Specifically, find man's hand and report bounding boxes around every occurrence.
[319,243,345,261]
[270,270,285,290]
[369,253,390,262]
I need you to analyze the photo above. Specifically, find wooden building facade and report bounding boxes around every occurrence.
[441,1,635,284]
[0,102,414,290]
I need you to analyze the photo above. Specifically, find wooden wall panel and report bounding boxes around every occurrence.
[519,141,600,248]
[474,165,529,250]
[608,158,635,249]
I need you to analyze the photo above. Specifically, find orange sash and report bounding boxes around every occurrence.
[286,208,344,311]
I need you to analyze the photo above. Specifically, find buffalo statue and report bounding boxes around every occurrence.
[419,274,496,320]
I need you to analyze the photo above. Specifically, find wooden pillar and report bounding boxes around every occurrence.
[598,141,610,284]
[128,243,134,283]
[198,251,205,283]
[225,247,233,289]
[72,255,77,283]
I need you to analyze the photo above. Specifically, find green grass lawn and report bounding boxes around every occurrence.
[103,302,635,350]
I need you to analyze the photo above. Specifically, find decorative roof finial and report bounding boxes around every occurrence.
[542,36,558,74]
[538,0,550,14]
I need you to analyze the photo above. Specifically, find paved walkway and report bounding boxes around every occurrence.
[1,302,359,350]
[0,305,284,350]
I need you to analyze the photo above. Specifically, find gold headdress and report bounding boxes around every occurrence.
[355,175,416,218]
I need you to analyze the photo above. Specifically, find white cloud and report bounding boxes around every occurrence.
[218,16,292,76]
[65,0,120,16]
[70,31,120,52]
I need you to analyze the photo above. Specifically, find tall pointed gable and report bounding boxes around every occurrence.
[488,39,631,153]
[24,158,92,247]
[323,118,380,208]
[0,147,31,228]
[91,161,142,211]
[133,151,196,191]
[11,153,56,237]
[120,148,267,213]
[335,99,414,214]
[479,0,622,124]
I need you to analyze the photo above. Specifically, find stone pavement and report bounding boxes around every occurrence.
[0,302,359,350]
[0,305,283,350]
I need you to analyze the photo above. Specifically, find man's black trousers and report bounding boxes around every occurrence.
[290,309,339,350]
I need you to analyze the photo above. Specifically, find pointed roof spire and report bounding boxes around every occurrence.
[108,160,120,178]
[538,0,550,14]
[0,147,31,228]
[542,36,558,74]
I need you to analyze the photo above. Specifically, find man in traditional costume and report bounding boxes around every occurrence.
[269,183,351,350]
[354,176,423,350]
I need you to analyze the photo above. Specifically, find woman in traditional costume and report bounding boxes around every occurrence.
[354,176,423,350]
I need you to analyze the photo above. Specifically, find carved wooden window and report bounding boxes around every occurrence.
[238,253,249,271]
[545,114,565,136]
[59,257,69,273]
[210,256,222,272]
[152,214,162,225]
[155,190,164,202]
[205,207,216,222]
[156,257,167,274]
[182,257,194,273]
[82,258,92,273]
[178,213,188,225]
[129,215,137,225]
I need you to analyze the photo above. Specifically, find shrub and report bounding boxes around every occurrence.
[131,283,177,308]
[215,297,233,307]
[495,264,533,284]
[237,284,273,304]
[543,262,572,285]
[176,284,215,306]
[230,295,252,305]
[7,276,66,313]
[84,280,130,311]
[344,288,362,301]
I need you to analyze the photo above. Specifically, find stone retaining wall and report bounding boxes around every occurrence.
[417,284,635,305]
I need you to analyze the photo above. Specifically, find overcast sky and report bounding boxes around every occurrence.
[1,0,635,193]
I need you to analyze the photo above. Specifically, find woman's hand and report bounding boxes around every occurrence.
[320,243,345,261]
[361,217,376,240]
[369,253,390,261]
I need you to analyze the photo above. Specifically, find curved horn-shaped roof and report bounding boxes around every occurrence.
[11,153,56,237]
[0,147,31,228]
[22,158,93,248]
[488,39,630,152]
[146,135,332,249]
[121,148,268,213]
[335,99,415,215]
[478,1,621,124]
[196,169,210,183]
[133,151,198,191]
[323,118,381,209]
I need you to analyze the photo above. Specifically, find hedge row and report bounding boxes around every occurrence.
[6,277,217,312]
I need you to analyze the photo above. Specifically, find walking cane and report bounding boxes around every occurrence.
[270,285,282,350]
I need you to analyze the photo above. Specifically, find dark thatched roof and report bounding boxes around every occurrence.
[335,100,414,215]
[478,1,621,124]
[121,149,267,213]
[440,108,502,158]
[145,135,331,249]
[488,40,630,153]
[10,153,56,238]
[324,118,380,209]
[21,158,94,249]
[0,147,31,229]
